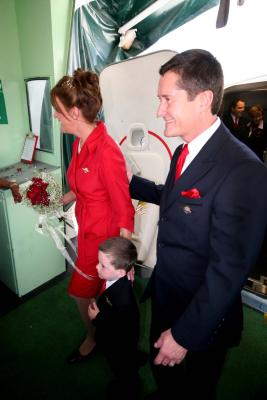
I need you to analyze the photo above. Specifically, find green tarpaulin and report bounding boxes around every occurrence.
[63,0,219,190]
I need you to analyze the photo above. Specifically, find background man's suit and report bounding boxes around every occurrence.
[130,122,267,397]
[222,113,249,143]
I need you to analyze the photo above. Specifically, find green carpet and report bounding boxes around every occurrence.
[0,276,266,399]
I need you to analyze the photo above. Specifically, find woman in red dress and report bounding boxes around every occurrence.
[51,69,134,362]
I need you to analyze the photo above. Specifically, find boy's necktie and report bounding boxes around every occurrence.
[99,280,106,296]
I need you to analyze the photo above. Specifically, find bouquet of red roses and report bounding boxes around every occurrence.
[22,172,62,214]
[26,177,50,206]
[21,172,92,279]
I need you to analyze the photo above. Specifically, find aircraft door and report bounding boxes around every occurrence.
[100,51,181,268]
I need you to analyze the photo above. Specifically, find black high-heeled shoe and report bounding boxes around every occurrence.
[66,345,97,364]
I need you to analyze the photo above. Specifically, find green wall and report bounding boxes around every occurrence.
[0,0,26,167]
[0,0,73,169]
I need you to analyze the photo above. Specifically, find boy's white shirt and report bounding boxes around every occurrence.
[106,278,118,289]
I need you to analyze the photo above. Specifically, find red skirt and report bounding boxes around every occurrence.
[68,234,105,298]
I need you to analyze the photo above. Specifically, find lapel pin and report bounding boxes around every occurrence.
[105,296,112,306]
[82,167,89,173]
[183,205,192,214]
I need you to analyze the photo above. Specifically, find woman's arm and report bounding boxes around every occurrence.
[61,190,76,205]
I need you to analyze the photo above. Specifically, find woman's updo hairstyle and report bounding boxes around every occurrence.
[248,104,263,120]
[51,68,102,123]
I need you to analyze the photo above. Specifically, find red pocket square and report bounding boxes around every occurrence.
[181,188,201,199]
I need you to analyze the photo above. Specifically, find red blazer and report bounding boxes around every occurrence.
[67,121,134,269]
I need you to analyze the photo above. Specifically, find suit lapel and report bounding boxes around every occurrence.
[162,125,229,212]
[160,144,182,212]
[101,277,127,306]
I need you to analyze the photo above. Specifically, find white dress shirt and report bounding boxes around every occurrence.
[181,117,221,174]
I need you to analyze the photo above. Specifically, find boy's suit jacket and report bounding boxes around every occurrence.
[130,122,267,352]
[93,276,139,370]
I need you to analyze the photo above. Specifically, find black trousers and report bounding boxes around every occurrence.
[105,348,142,400]
[150,343,227,400]
[149,304,228,400]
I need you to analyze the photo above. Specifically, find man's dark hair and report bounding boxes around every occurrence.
[159,49,224,115]
[229,98,245,109]
[99,237,137,272]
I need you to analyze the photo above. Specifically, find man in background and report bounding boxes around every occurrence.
[222,97,249,142]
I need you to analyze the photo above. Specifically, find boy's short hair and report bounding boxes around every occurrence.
[99,237,137,272]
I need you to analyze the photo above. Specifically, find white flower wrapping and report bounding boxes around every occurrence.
[21,172,62,215]
[21,172,93,280]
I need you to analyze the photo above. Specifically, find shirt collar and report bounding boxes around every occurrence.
[106,278,119,289]
[187,117,220,157]
[81,121,106,153]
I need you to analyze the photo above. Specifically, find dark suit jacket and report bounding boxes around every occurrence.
[130,122,267,352]
[246,122,267,161]
[93,276,140,375]
[222,113,249,143]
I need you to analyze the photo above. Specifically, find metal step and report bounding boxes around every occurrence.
[242,289,267,313]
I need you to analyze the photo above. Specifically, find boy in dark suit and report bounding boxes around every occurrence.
[88,237,142,399]
[129,49,267,399]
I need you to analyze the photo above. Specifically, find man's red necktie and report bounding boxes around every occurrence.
[175,144,189,181]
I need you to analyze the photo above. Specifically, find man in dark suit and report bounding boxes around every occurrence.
[129,49,267,399]
[222,98,249,143]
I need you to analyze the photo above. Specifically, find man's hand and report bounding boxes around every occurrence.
[126,163,133,183]
[127,267,135,284]
[154,329,187,367]
[88,300,100,320]
[122,154,133,183]
[120,229,134,283]
[120,227,132,239]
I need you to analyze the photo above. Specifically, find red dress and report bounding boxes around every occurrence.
[67,122,135,298]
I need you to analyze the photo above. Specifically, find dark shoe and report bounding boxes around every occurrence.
[107,375,142,400]
[143,391,161,400]
[66,345,97,364]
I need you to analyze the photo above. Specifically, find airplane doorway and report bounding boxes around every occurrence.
[220,82,267,300]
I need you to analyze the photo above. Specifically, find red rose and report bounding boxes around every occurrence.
[26,179,50,206]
